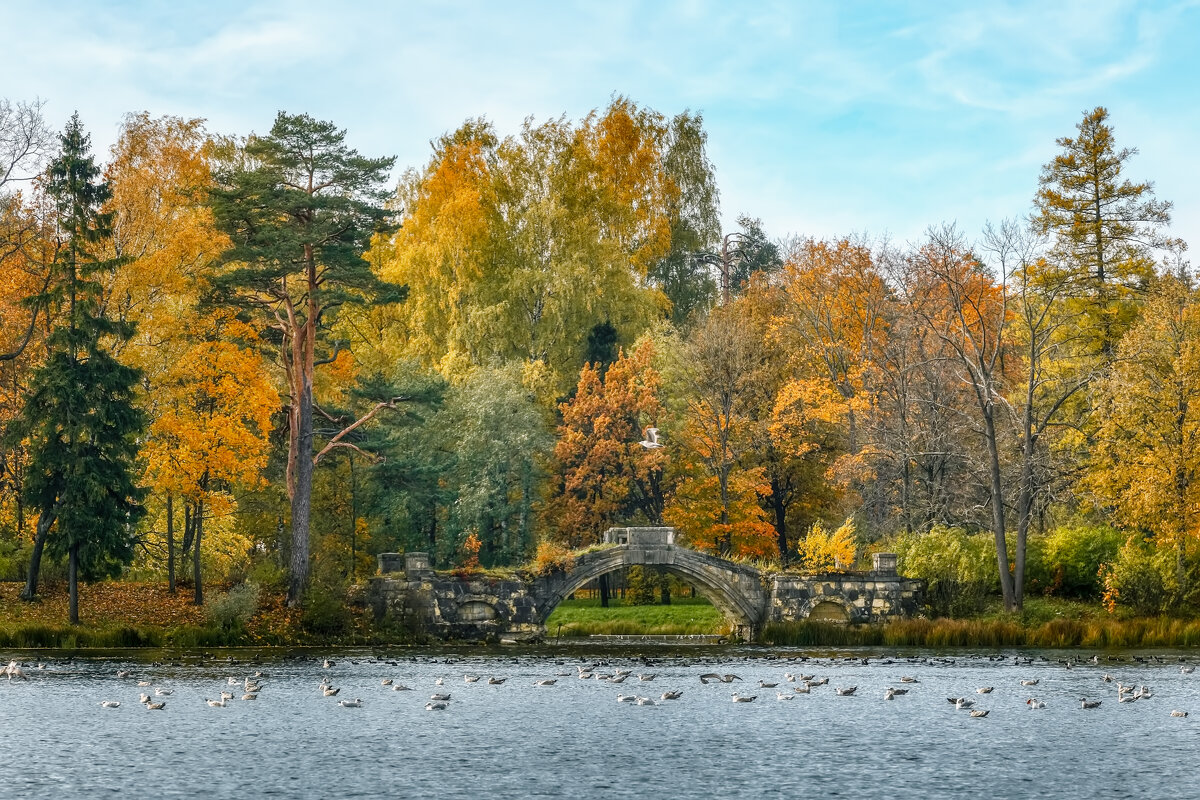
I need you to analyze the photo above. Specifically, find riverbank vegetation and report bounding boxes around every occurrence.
[0,96,1195,629]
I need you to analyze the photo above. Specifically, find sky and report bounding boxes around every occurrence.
[5,0,1199,254]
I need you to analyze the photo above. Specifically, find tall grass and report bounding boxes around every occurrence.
[759,616,1200,648]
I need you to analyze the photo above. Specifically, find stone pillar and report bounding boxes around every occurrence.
[377,553,406,574]
[872,552,898,576]
[405,552,434,579]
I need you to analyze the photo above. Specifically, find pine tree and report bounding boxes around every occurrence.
[18,114,145,622]
[1034,106,1175,354]
[209,112,401,606]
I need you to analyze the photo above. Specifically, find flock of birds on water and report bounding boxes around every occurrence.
[3,651,1196,719]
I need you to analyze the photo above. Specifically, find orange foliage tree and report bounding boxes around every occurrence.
[542,340,666,548]
[662,306,778,559]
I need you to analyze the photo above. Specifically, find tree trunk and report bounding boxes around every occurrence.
[599,573,610,608]
[166,493,175,593]
[193,498,204,606]
[770,475,788,565]
[288,374,315,607]
[68,544,79,624]
[21,507,56,600]
[983,409,1015,611]
[658,567,670,605]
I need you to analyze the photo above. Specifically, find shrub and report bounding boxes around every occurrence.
[798,518,856,572]
[301,584,352,637]
[206,581,261,631]
[1100,537,1177,615]
[532,540,576,575]
[1035,523,1123,598]
[624,566,658,605]
[891,525,995,617]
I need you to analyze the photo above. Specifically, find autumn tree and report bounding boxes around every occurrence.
[375,98,680,397]
[143,335,278,604]
[662,306,777,558]
[18,115,145,622]
[1087,276,1200,597]
[543,340,666,548]
[209,112,403,606]
[1034,106,1177,356]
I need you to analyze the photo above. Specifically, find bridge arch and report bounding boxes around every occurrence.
[530,542,768,636]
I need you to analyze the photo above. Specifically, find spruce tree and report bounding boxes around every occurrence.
[19,114,146,622]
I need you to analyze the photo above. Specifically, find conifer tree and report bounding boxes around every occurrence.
[18,114,145,622]
[209,112,401,606]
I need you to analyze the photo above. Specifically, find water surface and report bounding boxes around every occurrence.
[2,647,1197,799]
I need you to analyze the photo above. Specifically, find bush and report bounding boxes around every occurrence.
[1034,523,1123,598]
[301,584,352,637]
[797,518,856,572]
[205,581,261,631]
[624,566,658,605]
[891,525,996,617]
[246,559,289,593]
[1100,537,1177,615]
[532,540,576,575]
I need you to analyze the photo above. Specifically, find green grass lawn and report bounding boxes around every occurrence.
[545,596,728,637]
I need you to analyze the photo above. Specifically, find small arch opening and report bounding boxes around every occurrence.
[807,600,850,623]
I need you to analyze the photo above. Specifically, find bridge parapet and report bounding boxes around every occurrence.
[602,526,675,546]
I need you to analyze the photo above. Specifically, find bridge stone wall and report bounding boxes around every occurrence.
[367,529,922,642]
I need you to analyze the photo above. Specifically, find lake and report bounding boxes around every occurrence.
[2,646,1197,798]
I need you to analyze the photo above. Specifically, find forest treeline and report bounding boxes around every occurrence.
[0,96,1192,622]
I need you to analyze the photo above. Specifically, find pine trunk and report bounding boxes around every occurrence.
[193,497,204,606]
[288,376,314,607]
[166,493,175,593]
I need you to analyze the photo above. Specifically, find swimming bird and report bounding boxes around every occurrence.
[1136,686,1153,699]
[953,698,975,709]
[155,688,173,696]
[976,687,994,694]
[116,670,132,680]
[899,676,918,683]
[488,677,506,685]
[635,696,656,706]
[776,692,794,701]
[969,709,989,718]
[464,675,480,683]
[431,693,451,701]
[793,685,811,694]
[144,700,166,710]
[323,687,340,697]
[639,427,664,449]
[100,701,121,709]
[1026,699,1046,709]
[381,679,393,686]
[205,698,227,707]
[242,694,258,701]
[806,677,828,687]
[435,677,444,686]
[323,660,335,669]
[535,679,557,686]
[617,694,637,703]
[137,680,152,687]
[1119,693,1138,703]
[835,686,857,696]
[1020,679,1039,686]
[731,693,757,703]
[139,693,152,704]
[798,674,815,682]
[1171,710,1189,717]
[1102,673,1114,682]
[608,675,628,684]
[1183,666,1195,675]
[759,680,778,688]
[426,701,449,710]
[339,699,362,708]
[393,684,412,692]
[660,690,683,700]
[220,691,234,701]
[1081,699,1102,709]
[638,674,656,682]
[887,687,908,695]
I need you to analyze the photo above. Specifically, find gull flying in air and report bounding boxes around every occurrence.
[639,428,664,449]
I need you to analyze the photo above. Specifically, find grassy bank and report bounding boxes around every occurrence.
[545,597,727,637]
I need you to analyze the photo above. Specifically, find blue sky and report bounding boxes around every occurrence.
[6,0,1198,253]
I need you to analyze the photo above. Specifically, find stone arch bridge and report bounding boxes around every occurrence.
[369,527,921,642]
